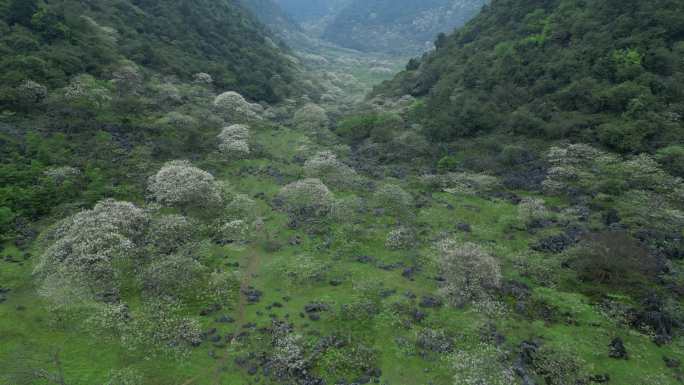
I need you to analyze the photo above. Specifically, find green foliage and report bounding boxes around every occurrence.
[376,0,684,152]
[336,113,403,143]
[656,145,684,177]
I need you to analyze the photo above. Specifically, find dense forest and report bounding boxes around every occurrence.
[1,0,683,384]
[377,0,684,152]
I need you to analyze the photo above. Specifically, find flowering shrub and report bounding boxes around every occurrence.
[192,72,213,85]
[43,166,81,184]
[123,299,202,358]
[293,103,329,132]
[436,240,502,307]
[269,322,308,378]
[303,151,357,188]
[449,344,516,385]
[63,74,112,108]
[373,183,413,217]
[385,227,416,250]
[213,91,262,122]
[148,160,223,209]
[422,172,501,195]
[276,178,333,221]
[518,197,554,225]
[218,219,250,243]
[105,368,143,385]
[217,124,250,159]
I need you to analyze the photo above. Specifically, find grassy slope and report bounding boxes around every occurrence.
[1,124,681,384]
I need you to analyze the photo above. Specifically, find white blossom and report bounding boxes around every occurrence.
[43,166,81,184]
[147,160,223,209]
[277,178,333,220]
[436,240,502,308]
[213,91,262,122]
[192,72,213,85]
[385,227,416,250]
[303,151,357,188]
[217,124,250,159]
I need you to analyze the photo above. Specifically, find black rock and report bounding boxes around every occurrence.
[305,303,329,313]
[216,315,235,323]
[608,337,628,359]
[402,267,417,280]
[242,287,263,304]
[664,356,681,368]
[330,279,343,286]
[456,223,472,233]
[419,296,442,308]
[411,309,426,322]
[531,233,574,254]
[589,374,610,383]
[210,334,222,343]
[200,303,222,316]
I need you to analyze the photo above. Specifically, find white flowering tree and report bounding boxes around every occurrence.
[303,151,358,189]
[35,200,149,300]
[147,160,223,211]
[213,91,262,122]
[217,124,250,159]
[277,178,333,222]
[436,240,502,308]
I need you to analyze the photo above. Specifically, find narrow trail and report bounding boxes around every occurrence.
[180,248,262,385]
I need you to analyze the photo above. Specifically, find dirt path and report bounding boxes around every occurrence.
[180,248,262,385]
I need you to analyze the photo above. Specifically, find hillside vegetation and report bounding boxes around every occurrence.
[1,0,683,384]
[323,0,487,54]
[376,0,684,152]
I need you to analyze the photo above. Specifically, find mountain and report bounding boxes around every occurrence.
[322,0,487,54]
[273,0,353,23]
[0,0,299,103]
[376,0,684,152]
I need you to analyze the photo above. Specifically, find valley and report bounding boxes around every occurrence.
[1,1,683,385]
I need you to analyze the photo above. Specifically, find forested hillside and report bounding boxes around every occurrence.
[323,0,487,54]
[377,0,684,153]
[0,0,302,239]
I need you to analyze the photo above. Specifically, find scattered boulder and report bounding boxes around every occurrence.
[419,295,442,308]
[664,356,681,368]
[242,287,263,304]
[608,337,628,359]
[532,233,574,254]
[216,315,235,323]
[456,223,472,233]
